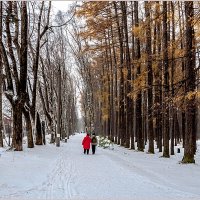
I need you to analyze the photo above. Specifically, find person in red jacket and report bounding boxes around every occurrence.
[82,133,91,154]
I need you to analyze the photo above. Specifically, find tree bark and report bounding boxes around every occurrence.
[134,1,144,151]
[121,1,132,148]
[182,1,196,163]
[170,1,175,155]
[23,108,34,148]
[163,2,170,158]
[12,103,23,151]
[35,112,43,145]
[145,1,154,154]
[130,1,135,150]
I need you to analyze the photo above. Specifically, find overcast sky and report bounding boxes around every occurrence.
[52,1,73,12]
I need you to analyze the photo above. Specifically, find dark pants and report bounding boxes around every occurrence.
[84,149,89,154]
[92,145,96,154]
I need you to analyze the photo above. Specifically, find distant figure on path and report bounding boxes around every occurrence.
[82,133,91,154]
[91,133,98,154]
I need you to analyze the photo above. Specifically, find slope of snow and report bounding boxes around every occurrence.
[0,134,199,200]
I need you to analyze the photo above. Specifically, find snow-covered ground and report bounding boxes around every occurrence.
[0,134,200,200]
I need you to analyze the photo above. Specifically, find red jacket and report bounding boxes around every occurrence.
[82,135,91,149]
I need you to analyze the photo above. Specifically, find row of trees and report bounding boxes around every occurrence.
[0,2,78,150]
[70,1,199,163]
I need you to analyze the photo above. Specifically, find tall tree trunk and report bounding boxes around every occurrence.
[104,32,111,139]
[155,2,163,153]
[130,1,135,150]
[121,1,132,148]
[107,27,114,142]
[145,1,154,153]
[163,1,170,158]
[12,1,28,151]
[154,2,162,151]
[170,1,175,155]
[182,1,196,163]
[113,2,125,146]
[178,1,186,148]
[134,1,144,151]
[110,20,118,144]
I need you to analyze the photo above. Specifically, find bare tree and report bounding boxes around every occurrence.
[0,2,28,151]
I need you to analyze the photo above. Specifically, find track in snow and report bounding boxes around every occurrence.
[0,133,200,200]
[39,151,78,199]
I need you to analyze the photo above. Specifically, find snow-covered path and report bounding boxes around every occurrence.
[0,134,200,200]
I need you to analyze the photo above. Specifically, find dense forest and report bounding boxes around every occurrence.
[67,1,200,163]
[0,1,199,164]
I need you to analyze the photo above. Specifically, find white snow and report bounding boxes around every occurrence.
[0,134,200,200]
[12,95,18,102]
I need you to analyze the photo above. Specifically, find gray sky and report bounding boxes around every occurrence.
[52,1,73,12]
